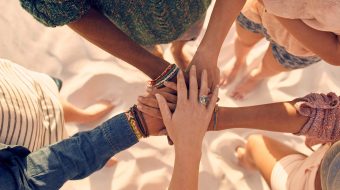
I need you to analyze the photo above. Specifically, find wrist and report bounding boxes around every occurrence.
[197,40,222,59]
[149,64,179,89]
[125,105,150,140]
[175,142,202,156]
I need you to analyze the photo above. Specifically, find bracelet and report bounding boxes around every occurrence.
[131,105,150,138]
[125,111,143,140]
[213,105,219,131]
[149,64,179,89]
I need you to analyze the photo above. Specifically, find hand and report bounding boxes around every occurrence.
[142,112,167,136]
[137,83,178,119]
[156,66,219,150]
[188,49,220,91]
[137,86,177,137]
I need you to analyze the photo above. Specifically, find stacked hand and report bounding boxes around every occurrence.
[138,66,219,147]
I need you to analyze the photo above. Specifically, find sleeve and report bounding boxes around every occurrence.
[0,113,138,190]
[19,0,91,27]
[294,92,340,148]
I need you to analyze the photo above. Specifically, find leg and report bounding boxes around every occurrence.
[220,23,263,86]
[230,43,289,100]
[62,99,115,124]
[171,40,191,70]
[236,134,305,186]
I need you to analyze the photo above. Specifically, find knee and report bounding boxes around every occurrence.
[246,134,264,151]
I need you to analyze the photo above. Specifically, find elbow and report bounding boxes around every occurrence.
[324,53,340,66]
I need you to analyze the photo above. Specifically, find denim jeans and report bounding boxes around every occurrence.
[0,113,138,190]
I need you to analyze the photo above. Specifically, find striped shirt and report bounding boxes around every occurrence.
[0,59,65,152]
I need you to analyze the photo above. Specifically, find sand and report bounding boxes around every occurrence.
[1,1,340,190]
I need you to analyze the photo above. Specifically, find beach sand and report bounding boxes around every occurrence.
[1,1,339,190]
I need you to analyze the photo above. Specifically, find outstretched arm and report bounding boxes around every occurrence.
[156,67,219,190]
[192,0,247,88]
[208,101,307,133]
[68,8,169,79]
[275,17,340,66]
[0,113,138,190]
[138,82,308,134]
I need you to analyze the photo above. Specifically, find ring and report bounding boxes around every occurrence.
[199,95,209,106]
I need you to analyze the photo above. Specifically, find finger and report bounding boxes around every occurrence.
[189,65,198,101]
[155,94,172,126]
[158,91,177,104]
[138,96,158,108]
[158,86,177,95]
[164,81,177,91]
[146,86,155,93]
[207,86,219,113]
[158,129,168,136]
[137,103,163,119]
[139,95,176,109]
[199,69,209,97]
[167,103,176,111]
[177,70,187,104]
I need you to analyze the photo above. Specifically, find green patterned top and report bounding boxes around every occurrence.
[20,0,211,45]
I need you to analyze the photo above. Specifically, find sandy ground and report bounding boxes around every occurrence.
[1,1,340,190]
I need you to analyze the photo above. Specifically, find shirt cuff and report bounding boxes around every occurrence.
[100,113,139,155]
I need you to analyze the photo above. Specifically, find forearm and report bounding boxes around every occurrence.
[208,101,308,133]
[169,148,201,190]
[275,17,340,65]
[198,0,246,59]
[68,8,169,79]
[24,113,138,189]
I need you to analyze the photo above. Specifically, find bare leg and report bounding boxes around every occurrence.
[62,99,115,124]
[236,134,304,186]
[220,23,263,86]
[230,44,289,100]
[171,40,191,70]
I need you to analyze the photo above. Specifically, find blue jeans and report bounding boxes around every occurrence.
[0,113,138,190]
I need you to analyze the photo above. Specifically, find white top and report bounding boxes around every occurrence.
[0,59,65,151]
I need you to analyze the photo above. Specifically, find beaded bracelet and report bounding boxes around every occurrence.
[149,64,179,89]
[125,111,143,140]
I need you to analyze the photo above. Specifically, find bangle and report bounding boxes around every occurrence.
[149,64,179,89]
[213,105,219,131]
[125,111,143,140]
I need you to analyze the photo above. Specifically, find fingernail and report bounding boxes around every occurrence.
[137,104,142,109]
[155,93,161,100]
[164,81,168,85]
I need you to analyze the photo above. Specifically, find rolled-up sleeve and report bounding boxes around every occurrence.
[19,0,91,27]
